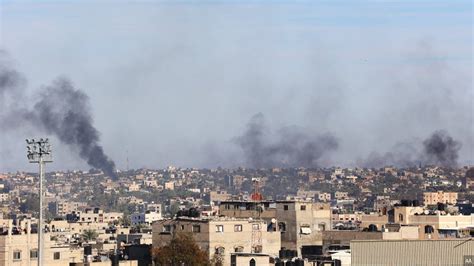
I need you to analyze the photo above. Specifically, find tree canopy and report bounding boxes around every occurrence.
[152,232,209,266]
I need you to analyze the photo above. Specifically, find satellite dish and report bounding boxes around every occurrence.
[271,218,276,224]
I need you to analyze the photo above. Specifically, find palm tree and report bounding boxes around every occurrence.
[81,229,98,242]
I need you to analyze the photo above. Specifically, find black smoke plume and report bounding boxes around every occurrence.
[359,130,461,168]
[422,130,461,167]
[236,113,338,168]
[0,55,117,178]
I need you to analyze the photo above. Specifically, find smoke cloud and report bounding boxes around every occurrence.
[0,53,117,178]
[236,113,338,168]
[359,130,462,168]
[423,130,461,167]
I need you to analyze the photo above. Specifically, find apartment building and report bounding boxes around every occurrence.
[72,208,123,224]
[210,191,232,203]
[49,200,87,217]
[423,191,458,206]
[219,200,331,258]
[131,210,162,225]
[152,217,280,266]
[0,221,72,266]
[318,192,331,202]
[394,206,474,239]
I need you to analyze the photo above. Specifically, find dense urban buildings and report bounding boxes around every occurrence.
[0,166,471,265]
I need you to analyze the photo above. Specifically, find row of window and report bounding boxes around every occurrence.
[223,204,309,211]
[162,223,260,233]
[13,250,61,261]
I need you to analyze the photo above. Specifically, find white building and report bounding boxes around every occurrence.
[131,210,162,225]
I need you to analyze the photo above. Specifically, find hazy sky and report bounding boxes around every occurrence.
[0,0,472,172]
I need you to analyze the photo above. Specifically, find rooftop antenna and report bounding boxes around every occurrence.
[26,138,52,266]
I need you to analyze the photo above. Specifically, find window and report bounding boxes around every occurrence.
[249,258,256,266]
[234,224,242,232]
[300,225,311,235]
[300,205,306,211]
[53,252,60,260]
[216,225,224,232]
[253,245,262,253]
[399,214,404,222]
[252,224,260,230]
[424,225,434,234]
[284,205,289,211]
[318,223,326,231]
[162,225,171,233]
[192,225,201,233]
[30,249,38,259]
[278,222,286,232]
[13,251,21,260]
[215,246,225,255]
[181,225,185,230]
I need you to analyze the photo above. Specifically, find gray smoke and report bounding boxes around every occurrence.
[359,130,461,168]
[423,130,461,167]
[0,55,117,178]
[359,141,419,168]
[236,113,338,168]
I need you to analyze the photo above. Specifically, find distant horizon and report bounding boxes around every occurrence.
[4,163,473,176]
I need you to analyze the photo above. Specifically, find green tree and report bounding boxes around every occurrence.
[81,229,99,242]
[151,232,209,266]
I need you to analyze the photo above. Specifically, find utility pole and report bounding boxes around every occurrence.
[26,138,52,266]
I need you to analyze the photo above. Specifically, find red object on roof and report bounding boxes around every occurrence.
[251,193,263,201]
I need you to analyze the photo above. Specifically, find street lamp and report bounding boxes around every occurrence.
[26,138,52,266]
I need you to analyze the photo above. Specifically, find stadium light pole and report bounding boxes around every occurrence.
[26,138,52,266]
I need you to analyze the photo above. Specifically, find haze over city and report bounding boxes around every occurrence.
[0,0,472,173]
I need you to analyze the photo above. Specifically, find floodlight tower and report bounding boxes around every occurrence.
[26,138,52,266]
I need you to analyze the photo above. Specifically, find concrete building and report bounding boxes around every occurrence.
[74,208,123,224]
[351,239,474,266]
[219,200,331,258]
[210,191,232,203]
[164,182,175,190]
[334,191,349,200]
[318,192,331,202]
[0,221,72,266]
[49,200,87,217]
[361,206,474,240]
[152,217,280,266]
[423,191,458,206]
[394,206,474,239]
[131,210,162,225]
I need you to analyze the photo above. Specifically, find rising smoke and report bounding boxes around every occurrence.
[359,130,462,168]
[422,130,461,167]
[0,53,117,178]
[236,113,338,168]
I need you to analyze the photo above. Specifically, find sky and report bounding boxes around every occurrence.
[0,0,472,172]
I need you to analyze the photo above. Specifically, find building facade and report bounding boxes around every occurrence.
[152,217,280,266]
